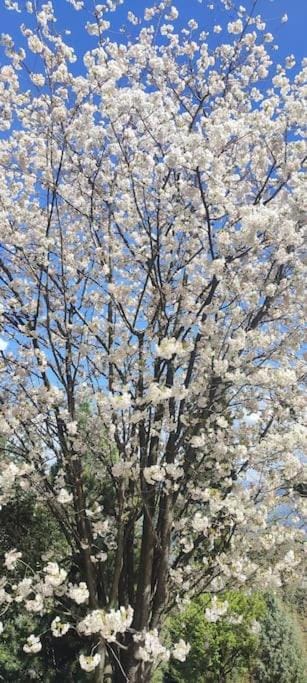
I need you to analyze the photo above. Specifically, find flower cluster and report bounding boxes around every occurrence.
[78,606,133,642]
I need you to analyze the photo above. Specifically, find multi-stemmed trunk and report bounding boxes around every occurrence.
[92,650,153,683]
[112,658,153,683]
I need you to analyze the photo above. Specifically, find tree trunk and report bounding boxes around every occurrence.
[112,648,153,683]
[112,666,152,683]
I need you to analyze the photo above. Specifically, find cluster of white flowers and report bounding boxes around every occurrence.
[30,73,45,87]
[127,10,139,25]
[68,582,89,604]
[190,433,206,449]
[23,634,42,654]
[79,653,101,672]
[4,548,22,571]
[227,19,243,34]
[66,0,84,9]
[250,619,261,635]
[25,593,44,613]
[192,512,209,535]
[143,465,165,485]
[111,460,136,479]
[0,462,32,507]
[226,614,243,625]
[78,606,133,641]
[44,562,67,588]
[27,34,43,53]
[109,392,131,410]
[134,629,170,663]
[146,383,172,404]
[205,597,229,623]
[166,6,179,21]
[51,617,70,638]
[66,421,78,436]
[57,488,73,504]
[156,337,186,359]
[143,463,183,487]
[172,639,191,662]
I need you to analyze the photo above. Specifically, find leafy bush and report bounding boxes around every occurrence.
[166,591,265,683]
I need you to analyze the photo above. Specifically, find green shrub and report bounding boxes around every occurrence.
[166,591,265,683]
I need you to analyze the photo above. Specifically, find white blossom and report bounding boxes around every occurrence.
[250,619,261,635]
[44,562,67,587]
[30,73,45,87]
[135,629,170,663]
[78,606,133,641]
[228,19,243,34]
[66,421,78,435]
[156,337,185,359]
[205,597,229,622]
[68,582,89,605]
[188,19,198,30]
[172,639,191,661]
[192,512,209,534]
[146,383,172,404]
[4,549,22,571]
[111,461,135,479]
[143,465,165,486]
[109,392,131,410]
[23,635,42,654]
[25,594,44,613]
[57,488,73,504]
[167,6,179,21]
[27,35,43,53]
[51,617,70,638]
[79,653,101,672]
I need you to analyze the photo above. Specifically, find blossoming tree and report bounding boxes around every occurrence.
[0,0,306,680]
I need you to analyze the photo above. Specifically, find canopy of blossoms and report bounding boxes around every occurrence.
[0,0,306,680]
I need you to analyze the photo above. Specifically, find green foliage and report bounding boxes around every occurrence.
[251,593,307,683]
[282,584,307,618]
[166,591,266,683]
[0,613,43,682]
[0,610,88,682]
[0,494,67,564]
[0,494,81,682]
[165,591,307,683]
